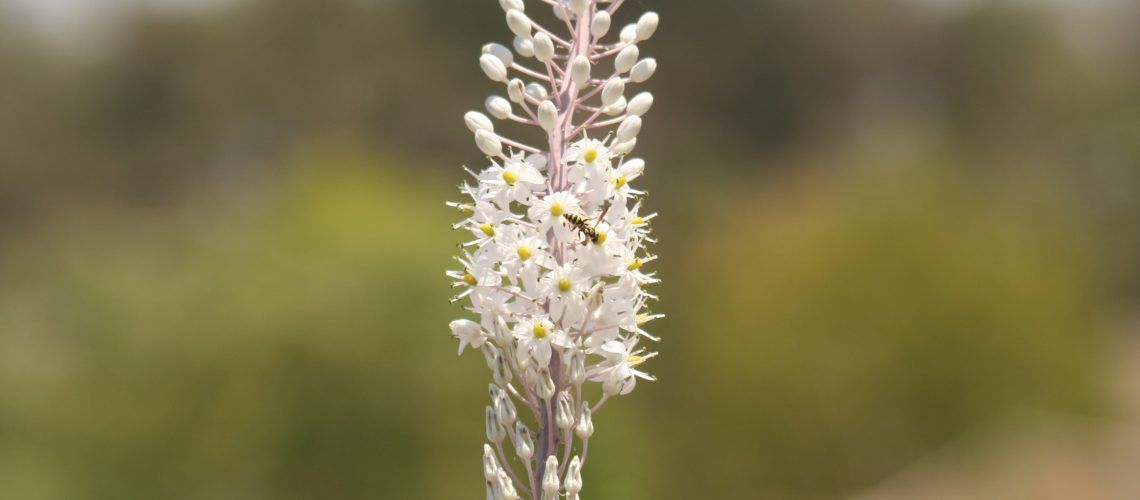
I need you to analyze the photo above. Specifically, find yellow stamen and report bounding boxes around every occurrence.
[517,246,532,260]
[583,148,598,163]
[550,203,563,217]
[533,323,547,339]
[558,278,571,292]
[463,272,477,286]
[480,223,494,236]
[595,231,607,244]
[628,259,643,270]
[627,355,642,363]
[502,170,518,185]
[613,175,627,187]
[631,216,644,224]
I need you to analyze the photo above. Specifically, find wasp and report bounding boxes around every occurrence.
[563,203,610,244]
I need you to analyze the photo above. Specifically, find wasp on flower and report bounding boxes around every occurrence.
[447,1,661,498]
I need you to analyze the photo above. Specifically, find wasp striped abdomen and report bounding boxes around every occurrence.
[562,213,601,243]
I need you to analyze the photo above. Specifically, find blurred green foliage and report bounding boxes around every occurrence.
[662,163,1102,499]
[0,0,1137,498]
[0,147,483,499]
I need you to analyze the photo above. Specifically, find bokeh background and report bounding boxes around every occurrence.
[1,0,1139,498]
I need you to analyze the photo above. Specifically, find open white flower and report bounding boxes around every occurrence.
[591,338,658,395]
[514,317,569,368]
[528,191,582,243]
[450,319,487,355]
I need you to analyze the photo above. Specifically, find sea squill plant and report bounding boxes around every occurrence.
[447,1,660,498]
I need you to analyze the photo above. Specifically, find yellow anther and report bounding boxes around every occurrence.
[613,175,627,187]
[627,355,642,363]
[480,222,495,236]
[583,148,598,163]
[628,259,643,270]
[636,313,648,324]
[550,203,563,217]
[558,278,571,292]
[463,272,477,286]
[631,216,644,224]
[595,231,607,244]
[533,323,548,339]
[502,170,518,185]
[517,246,532,260]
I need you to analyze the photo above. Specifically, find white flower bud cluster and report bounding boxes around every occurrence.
[449,1,662,498]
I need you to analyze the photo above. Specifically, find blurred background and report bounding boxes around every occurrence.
[1,0,1138,498]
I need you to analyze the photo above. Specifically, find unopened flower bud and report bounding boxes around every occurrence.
[496,389,517,425]
[494,316,513,347]
[533,32,555,64]
[571,55,591,87]
[542,456,560,496]
[525,83,548,101]
[622,158,646,177]
[480,54,509,83]
[507,79,526,104]
[475,129,503,157]
[585,282,605,312]
[603,96,627,116]
[556,392,574,430]
[569,350,586,385]
[538,101,558,132]
[575,406,594,439]
[486,406,506,443]
[612,138,637,155]
[636,12,660,41]
[499,470,520,500]
[626,92,654,116]
[513,36,534,58]
[592,11,612,38]
[506,9,531,38]
[616,115,642,143]
[493,352,512,386]
[485,95,512,120]
[482,42,514,67]
[483,444,500,481]
[483,344,500,370]
[522,363,538,388]
[630,58,657,83]
[514,422,534,460]
[564,456,583,494]
[465,111,494,133]
[615,45,639,74]
[620,23,638,43]
[569,0,588,15]
[536,368,556,400]
[499,0,524,12]
[601,77,625,107]
[552,3,567,21]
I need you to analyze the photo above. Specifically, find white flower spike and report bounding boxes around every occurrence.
[449,1,662,498]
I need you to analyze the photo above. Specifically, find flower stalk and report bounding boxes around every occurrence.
[449,1,660,498]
